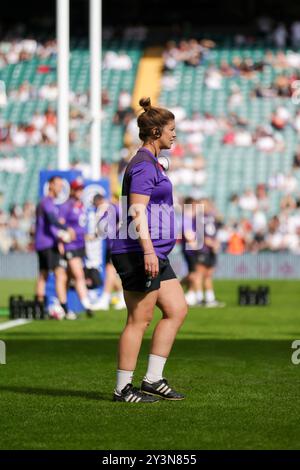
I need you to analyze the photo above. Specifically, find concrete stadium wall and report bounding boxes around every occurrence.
[1,251,300,279]
[0,253,38,279]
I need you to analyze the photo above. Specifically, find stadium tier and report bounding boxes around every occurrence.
[0,38,142,210]
[160,41,300,219]
[1,36,300,219]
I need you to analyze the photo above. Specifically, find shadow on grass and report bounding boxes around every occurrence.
[0,385,109,401]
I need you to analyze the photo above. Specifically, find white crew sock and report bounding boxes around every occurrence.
[144,354,167,383]
[101,291,110,302]
[186,290,195,298]
[185,290,196,305]
[116,369,134,394]
[196,290,204,302]
[117,291,124,300]
[81,297,91,309]
[205,289,215,303]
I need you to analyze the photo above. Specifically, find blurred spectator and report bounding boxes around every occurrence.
[101,90,110,106]
[271,106,291,130]
[118,90,131,109]
[103,51,132,70]
[0,212,12,254]
[265,216,284,252]
[205,65,222,89]
[0,202,35,253]
[113,90,134,126]
[238,189,257,212]
[162,41,179,71]
[161,72,178,91]
[256,15,273,39]
[272,23,288,48]
[291,21,300,49]
[227,224,246,254]
[293,111,300,135]
[0,156,26,173]
[253,125,285,152]
[0,80,7,107]
[292,148,300,169]
[227,85,243,110]
[39,82,58,101]
[256,184,270,212]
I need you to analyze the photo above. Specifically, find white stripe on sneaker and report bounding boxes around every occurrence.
[160,385,169,393]
[126,394,133,402]
[157,383,165,391]
[131,395,138,402]
[164,387,171,395]
[136,397,141,403]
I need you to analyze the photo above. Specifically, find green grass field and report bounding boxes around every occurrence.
[0,279,299,450]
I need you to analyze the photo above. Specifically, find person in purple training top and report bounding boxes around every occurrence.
[58,177,104,315]
[183,198,225,308]
[35,175,75,313]
[111,97,188,403]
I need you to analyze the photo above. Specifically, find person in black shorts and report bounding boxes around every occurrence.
[58,178,104,315]
[183,198,224,308]
[110,97,188,403]
[35,176,75,315]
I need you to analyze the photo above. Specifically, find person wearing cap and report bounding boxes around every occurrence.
[35,175,76,318]
[58,177,103,315]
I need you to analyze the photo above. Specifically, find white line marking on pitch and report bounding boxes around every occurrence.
[0,319,32,331]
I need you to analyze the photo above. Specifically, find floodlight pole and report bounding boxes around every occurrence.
[90,0,102,179]
[57,0,70,170]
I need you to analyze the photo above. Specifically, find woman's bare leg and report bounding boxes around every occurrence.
[150,278,188,358]
[67,257,89,301]
[103,263,117,294]
[118,290,158,371]
[35,270,48,301]
[54,266,68,304]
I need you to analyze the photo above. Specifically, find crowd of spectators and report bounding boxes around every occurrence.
[0,203,35,254]
[218,189,300,255]
[0,38,57,68]
[2,26,300,256]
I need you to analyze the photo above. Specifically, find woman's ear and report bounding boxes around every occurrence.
[152,127,162,139]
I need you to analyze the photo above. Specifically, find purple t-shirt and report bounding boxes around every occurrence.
[201,212,217,253]
[59,198,87,251]
[35,196,61,251]
[106,202,120,251]
[111,148,176,259]
[182,211,217,255]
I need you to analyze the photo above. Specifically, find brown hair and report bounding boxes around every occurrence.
[137,97,175,142]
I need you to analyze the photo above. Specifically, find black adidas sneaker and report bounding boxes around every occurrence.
[113,383,160,403]
[141,378,185,401]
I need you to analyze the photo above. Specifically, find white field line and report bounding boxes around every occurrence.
[0,319,32,331]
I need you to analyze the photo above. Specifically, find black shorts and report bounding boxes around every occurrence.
[64,247,86,261]
[37,247,64,271]
[105,247,112,265]
[111,252,177,293]
[184,251,217,271]
[84,267,103,289]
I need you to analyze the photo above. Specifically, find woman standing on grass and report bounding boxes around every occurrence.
[111,97,188,403]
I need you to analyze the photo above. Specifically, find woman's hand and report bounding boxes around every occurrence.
[144,252,159,279]
[58,242,65,256]
[67,227,76,241]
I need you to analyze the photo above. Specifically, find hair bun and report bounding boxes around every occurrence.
[139,97,151,112]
